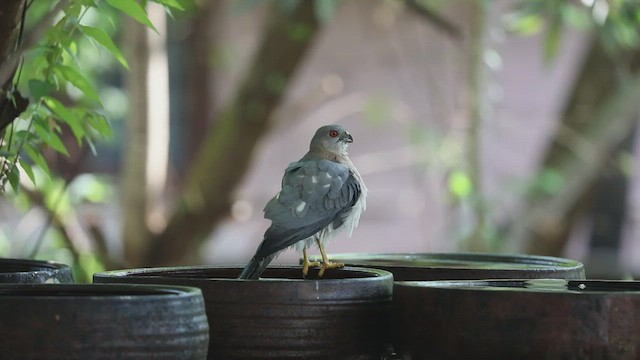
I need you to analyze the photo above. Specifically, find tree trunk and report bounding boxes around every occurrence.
[185,1,219,166]
[504,42,640,255]
[121,16,151,265]
[0,0,24,83]
[0,0,28,133]
[143,2,320,266]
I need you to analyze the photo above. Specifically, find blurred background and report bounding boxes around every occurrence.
[1,0,639,281]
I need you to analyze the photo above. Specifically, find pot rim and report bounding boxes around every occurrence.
[95,266,394,302]
[94,265,393,284]
[395,279,640,295]
[0,283,203,300]
[308,252,584,270]
[0,258,71,274]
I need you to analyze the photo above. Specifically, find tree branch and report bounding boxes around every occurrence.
[0,0,70,89]
[405,0,462,40]
[463,0,488,251]
[0,0,28,133]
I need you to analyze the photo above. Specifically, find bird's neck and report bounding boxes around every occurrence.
[305,148,349,163]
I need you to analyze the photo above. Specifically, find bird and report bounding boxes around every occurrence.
[239,124,367,279]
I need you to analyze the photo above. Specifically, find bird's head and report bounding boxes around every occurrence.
[310,124,353,156]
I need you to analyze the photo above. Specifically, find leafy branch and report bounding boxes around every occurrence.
[0,0,182,195]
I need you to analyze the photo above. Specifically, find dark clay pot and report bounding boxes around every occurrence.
[0,258,74,283]
[0,284,209,359]
[94,265,393,360]
[307,252,585,280]
[393,279,640,360]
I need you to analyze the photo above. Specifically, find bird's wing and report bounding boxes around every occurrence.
[255,159,361,257]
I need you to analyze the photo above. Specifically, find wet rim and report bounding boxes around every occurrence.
[309,252,584,270]
[0,283,203,299]
[94,265,393,284]
[0,258,71,274]
[396,279,640,295]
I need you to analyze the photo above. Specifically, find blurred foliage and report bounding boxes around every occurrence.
[0,169,116,282]
[31,172,114,282]
[533,168,566,195]
[0,0,182,280]
[449,171,473,200]
[505,0,640,60]
[364,95,393,126]
[2,0,183,195]
[501,0,640,192]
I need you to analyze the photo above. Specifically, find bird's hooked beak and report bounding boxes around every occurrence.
[341,132,353,143]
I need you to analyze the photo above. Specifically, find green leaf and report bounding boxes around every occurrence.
[537,168,565,194]
[106,0,157,32]
[503,13,543,35]
[154,0,184,10]
[13,130,33,143]
[6,165,20,193]
[44,97,77,125]
[18,158,36,187]
[47,131,69,157]
[449,171,473,199]
[87,113,112,138]
[28,79,54,100]
[81,25,129,69]
[66,109,86,142]
[314,0,338,23]
[543,18,562,62]
[560,4,591,29]
[62,41,81,67]
[23,144,51,180]
[35,124,69,157]
[43,97,85,144]
[64,3,82,18]
[58,65,101,104]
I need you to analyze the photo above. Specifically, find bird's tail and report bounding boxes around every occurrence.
[238,254,276,279]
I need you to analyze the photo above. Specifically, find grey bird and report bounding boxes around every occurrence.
[239,124,367,279]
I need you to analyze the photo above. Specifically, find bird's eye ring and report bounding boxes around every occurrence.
[329,130,339,138]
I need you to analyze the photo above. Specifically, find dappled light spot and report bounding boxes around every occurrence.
[232,199,254,222]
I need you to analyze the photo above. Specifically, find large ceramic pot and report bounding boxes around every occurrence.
[0,258,74,283]
[0,284,209,359]
[393,279,640,360]
[94,266,393,360]
[307,252,585,280]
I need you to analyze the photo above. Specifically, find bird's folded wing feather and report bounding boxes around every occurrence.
[256,159,360,257]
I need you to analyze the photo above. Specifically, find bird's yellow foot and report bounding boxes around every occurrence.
[318,261,344,277]
[302,260,321,277]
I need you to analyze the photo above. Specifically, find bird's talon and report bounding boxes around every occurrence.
[302,261,321,277]
[318,261,345,277]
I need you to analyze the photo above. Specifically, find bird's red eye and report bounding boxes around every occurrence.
[329,130,339,138]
